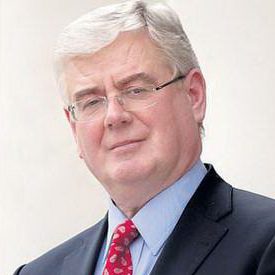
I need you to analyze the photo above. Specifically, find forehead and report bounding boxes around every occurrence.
[63,30,173,100]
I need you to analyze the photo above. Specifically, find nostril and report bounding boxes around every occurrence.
[107,119,127,128]
[107,122,113,128]
[104,102,133,129]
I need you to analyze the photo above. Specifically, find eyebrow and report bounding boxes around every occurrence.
[116,72,157,87]
[72,72,157,102]
[73,87,99,102]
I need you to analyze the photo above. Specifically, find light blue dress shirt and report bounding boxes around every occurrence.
[94,160,207,275]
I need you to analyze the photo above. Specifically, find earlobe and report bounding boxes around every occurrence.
[64,108,70,122]
[185,69,206,124]
[63,108,83,159]
[64,108,76,135]
[78,150,83,159]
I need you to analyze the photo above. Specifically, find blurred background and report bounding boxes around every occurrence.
[1,0,275,274]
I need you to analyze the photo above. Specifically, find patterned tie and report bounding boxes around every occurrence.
[103,219,139,275]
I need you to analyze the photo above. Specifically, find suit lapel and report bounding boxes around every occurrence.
[61,215,108,275]
[60,165,232,275]
[150,165,232,275]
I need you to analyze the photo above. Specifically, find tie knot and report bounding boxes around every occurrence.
[111,219,139,247]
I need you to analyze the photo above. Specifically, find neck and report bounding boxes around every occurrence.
[117,206,141,219]
[110,157,201,218]
[110,187,156,218]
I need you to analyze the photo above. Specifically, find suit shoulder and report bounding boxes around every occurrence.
[16,217,107,275]
[232,187,275,214]
[205,165,275,220]
[229,187,275,233]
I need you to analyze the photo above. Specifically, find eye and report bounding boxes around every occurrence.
[80,97,103,110]
[87,98,101,106]
[130,87,146,94]
[125,87,151,99]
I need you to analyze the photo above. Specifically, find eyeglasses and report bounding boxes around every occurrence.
[67,75,185,122]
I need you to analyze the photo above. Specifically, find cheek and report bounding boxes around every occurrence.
[75,123,103,157]
[150,95,195,148]
[145,108,179,151]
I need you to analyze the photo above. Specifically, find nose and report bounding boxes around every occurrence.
[103,96,133,129]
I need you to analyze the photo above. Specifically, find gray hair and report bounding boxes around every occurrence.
[54,0,200,103]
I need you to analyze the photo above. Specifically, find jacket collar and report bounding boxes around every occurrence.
[61,164,232,275]
[61,215,108,275]
[149,164,232,275]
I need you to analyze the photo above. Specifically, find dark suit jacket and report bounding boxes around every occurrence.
[14,165,275,275]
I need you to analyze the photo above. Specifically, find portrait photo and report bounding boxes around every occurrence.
[1,0,275,274]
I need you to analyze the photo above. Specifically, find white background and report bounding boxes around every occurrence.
[1,0,275,274]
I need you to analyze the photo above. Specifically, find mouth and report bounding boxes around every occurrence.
[110,139,144,151]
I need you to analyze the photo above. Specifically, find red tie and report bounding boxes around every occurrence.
[103,219,139,275]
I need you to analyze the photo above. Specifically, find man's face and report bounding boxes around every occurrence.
[63,30,206,195]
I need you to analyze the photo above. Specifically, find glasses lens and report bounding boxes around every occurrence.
[73,97,105,121]
[71,85,161,122]
[122,86,158,111]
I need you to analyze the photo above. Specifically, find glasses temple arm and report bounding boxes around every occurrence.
[155,75,185,91]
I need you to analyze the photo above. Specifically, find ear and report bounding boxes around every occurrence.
[184,68,206,125]
[64,108,76,136]
[63,108,83,159]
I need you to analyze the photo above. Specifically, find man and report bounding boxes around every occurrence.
[14,1,275,274]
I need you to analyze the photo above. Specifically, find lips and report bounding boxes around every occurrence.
[109,139,144,150]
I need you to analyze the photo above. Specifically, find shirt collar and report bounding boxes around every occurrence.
[103,160,207,259]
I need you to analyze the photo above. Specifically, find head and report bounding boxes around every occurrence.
[55,0,200,104]
[55,1,206,207]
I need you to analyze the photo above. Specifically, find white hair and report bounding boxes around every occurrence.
[54,0,200,103]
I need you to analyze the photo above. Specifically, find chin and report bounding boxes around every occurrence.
[104,161,153,185]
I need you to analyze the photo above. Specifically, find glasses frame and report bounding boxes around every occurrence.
[67,74,185,122]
